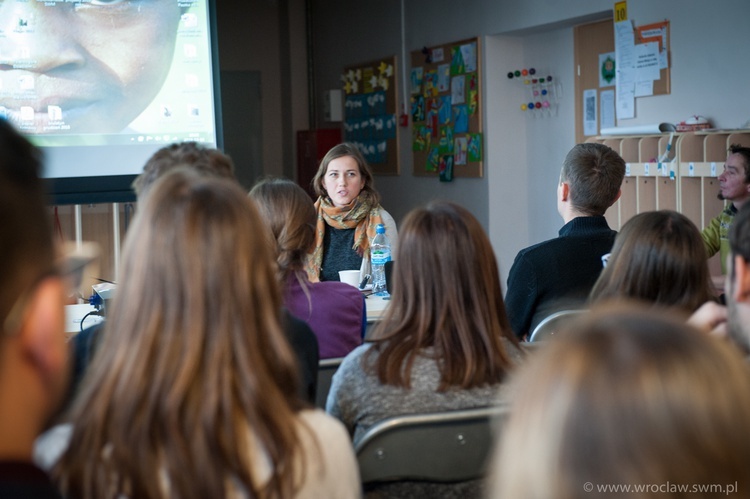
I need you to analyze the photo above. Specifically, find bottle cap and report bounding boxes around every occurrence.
[376,223,385,234]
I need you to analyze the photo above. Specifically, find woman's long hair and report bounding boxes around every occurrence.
[489,302,750,499]
[590,210,715,314]
[249,177,316,281]
[367,201,517,390]
[55,170,305,498]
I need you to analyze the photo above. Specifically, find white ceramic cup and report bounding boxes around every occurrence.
[338,270,361,288]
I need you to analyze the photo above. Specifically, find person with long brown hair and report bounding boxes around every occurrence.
[250,177,365,359]
[487,302,750,498]
[326,201,520,497]
[305,142,398,283]
[40,170,360,498]
[590,210,717,315]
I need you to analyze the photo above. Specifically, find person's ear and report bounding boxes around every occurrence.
[19,278,68,392]
[612,188,622,204]
[559,181,570,202]
[731,256,750,304]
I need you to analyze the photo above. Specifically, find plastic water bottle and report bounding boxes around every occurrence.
[370,223,391,295]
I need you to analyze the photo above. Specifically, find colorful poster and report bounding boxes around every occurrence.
[461,42,477,73]
[450,45,465,75]
[439,155,454,182]
[437,95,452,124]
[425,98,440,138]
[468,133,482,162]
[426,147,439,172]
[412,124,430,151]
[453,105,468,133]
[410,67,424,94]
[454,136,468,165]
[438,126,454,154]
[437,64,451,92]
[467,73,478,116]
[411,95,425,122]
[422,70,438,97]
[451,75,465,104]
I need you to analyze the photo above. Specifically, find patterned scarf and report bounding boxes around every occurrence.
[304,195,383,282]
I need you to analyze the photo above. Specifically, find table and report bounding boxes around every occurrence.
[65,303,104,335]
[365,294,391,322]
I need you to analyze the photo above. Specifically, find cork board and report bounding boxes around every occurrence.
[410,37,482,179]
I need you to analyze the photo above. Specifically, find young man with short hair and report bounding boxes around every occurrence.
[505,143,626,340]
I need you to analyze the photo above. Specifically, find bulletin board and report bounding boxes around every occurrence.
[410,37,482,179]
[341,56,400,175]
[635,20,670,96]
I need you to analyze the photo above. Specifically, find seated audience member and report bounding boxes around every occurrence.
[691,201,750,350]
[44,171,360,498]
[590,210,716,315]
[701,144,750,274]
[305,143,398,282]
[0,120,69,497]
[487,303,750,499]
[505,142,626,340]
[327,201,521,498]
[72,142,319,403]
[250,177,365,359]
[131,140,235,198]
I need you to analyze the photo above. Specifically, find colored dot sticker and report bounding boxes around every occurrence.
[541,89,547,95]
[507,72,514,79]
[529,68,536,75]
[524,79,530,85]
[542,101,550,108]
[521,103,528,110]
[547,76,553,81]
[515,70,521,77]
[533,90,539,96]
[535,102,542,109]
[521,69,528,76]
[528,102,535,109]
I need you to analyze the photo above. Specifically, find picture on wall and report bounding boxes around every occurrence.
[411,37,482,178]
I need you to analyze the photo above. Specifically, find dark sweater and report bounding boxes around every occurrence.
[320,226,363,282]
[505,216,616,339]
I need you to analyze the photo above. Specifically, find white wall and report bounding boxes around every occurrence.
[310,0,750,284]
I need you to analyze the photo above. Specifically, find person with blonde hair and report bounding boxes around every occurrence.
[250,177,365,359]
[306,142,398,283]
[590,210,716,315]
[42,171,360,498]
[327,201,520,497]
[487,302,750,499]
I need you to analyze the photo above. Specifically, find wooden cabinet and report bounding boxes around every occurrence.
[590,129,750,278]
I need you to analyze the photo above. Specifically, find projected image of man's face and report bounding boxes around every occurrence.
[0,0,182,134]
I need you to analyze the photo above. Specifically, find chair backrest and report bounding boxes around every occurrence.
[528,309,584,343]
[354,405,508,484]
[315,357,345,409]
